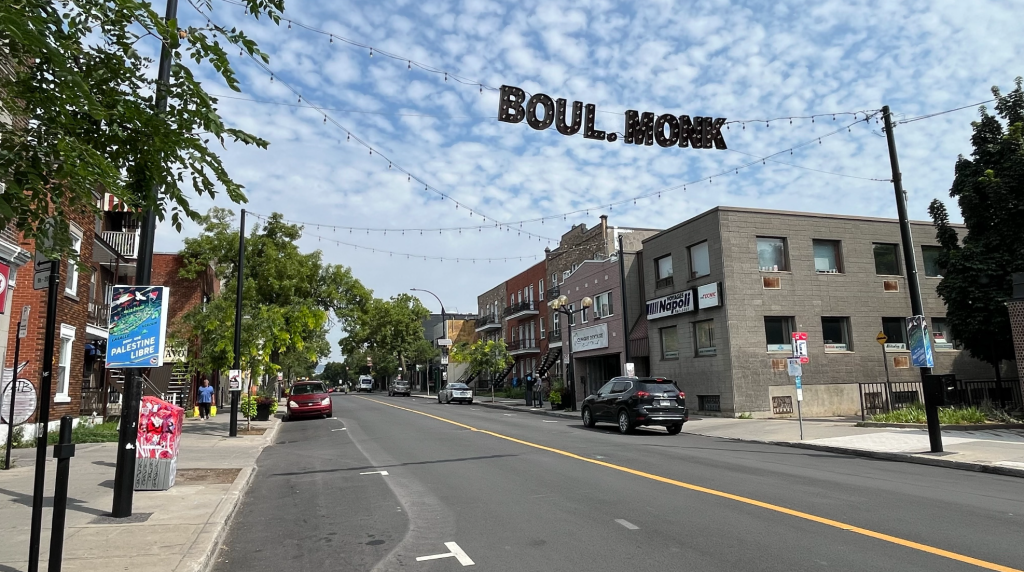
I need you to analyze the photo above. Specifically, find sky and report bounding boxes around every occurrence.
[156,0,1023,360]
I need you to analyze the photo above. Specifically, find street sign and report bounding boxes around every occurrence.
[33,247,55,290]
[791,332,808,358]
[18,306,29,338]
[876,331,888,345]
[228,370,242,392]
[440,353,449,365]
[787,358,802,377]
[624,362,635,377]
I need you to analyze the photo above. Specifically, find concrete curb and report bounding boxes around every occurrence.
[176,416,282,572]
[777,441,1024,479]
[473,400,579,420]
[855,421,1024,431]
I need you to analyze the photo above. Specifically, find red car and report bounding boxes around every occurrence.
[286,381,333,420]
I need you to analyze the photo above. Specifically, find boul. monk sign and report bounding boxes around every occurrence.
[498,85,727,150]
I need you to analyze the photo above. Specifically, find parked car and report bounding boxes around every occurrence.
[388,379,411,397]
[438,382,473,404]
[286,381,333,420]
[581,377,688,434]
[357,375,374,392]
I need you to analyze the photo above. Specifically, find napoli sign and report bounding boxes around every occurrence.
[498,85,727,150]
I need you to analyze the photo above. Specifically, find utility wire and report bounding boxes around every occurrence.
[725,149,891,182]
[209,92,497,120]
[895,98,997,125]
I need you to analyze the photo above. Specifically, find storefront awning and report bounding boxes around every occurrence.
[628,317,649,357]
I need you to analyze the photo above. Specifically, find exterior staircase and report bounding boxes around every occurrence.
[536,346,562,377]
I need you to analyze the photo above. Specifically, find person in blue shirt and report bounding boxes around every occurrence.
[196,377,215,420]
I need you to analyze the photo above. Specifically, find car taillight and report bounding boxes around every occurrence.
[679,392,685,399]
[635,391,650,398]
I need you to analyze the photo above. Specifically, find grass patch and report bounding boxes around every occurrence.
[501,387,526,399]
[870,403,996,425]
[12,420,120,448]
[737,412,753,419]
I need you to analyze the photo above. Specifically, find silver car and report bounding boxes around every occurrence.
[438,382,473,404]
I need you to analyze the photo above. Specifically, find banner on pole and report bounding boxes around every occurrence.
[106,286,169,368]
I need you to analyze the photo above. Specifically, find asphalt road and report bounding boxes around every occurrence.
[214,394,1024,572]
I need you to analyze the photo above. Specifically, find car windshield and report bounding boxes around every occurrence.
[640,381,680,394]
[395,381,409,386]
[449,384,469,390]
[292,383,327,395]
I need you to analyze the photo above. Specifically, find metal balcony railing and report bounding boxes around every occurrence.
[546,285,560,299]
[101,231,140,258]
[508,338,539,352]
[502,300,538,318]
[547,329,562,342]
[87,302,109,328]
[475,315,501,330]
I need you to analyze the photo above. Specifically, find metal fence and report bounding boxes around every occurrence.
[859,379,1023,421]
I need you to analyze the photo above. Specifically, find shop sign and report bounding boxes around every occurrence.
[498,85,728,150]
[823,343,848,351]
[697,282,720,309]
[572,323,609,352]
[646,290,694,320]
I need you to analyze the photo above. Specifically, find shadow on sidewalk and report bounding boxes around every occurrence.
[269,453,519,477]
[0,486,107,517]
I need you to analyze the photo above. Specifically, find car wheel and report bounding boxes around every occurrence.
[468,400,473,405]
[445,394,452,404]
[437,394,442,403]
[582,407,596,428]
[617,410,633,434]
[666,424,682,435]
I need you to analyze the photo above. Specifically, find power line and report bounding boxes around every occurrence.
[299,229,541,264]
[895,98,997,125]
[725,149,891,182]
[209,92,497,120]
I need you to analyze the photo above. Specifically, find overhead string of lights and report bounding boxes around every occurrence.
[297,229,541,264]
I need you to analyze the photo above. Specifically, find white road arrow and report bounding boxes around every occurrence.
[415,542,474,566]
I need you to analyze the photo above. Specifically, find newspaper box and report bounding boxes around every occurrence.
[134,396,184,491]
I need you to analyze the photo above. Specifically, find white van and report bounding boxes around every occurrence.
[357,375,374,392]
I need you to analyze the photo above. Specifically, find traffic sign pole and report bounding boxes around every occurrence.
[876,331,893,412]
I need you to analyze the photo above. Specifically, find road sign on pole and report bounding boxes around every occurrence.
[18,306,30,338]
[876,331,888,345]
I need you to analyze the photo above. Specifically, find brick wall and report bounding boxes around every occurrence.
[151,253,215,333]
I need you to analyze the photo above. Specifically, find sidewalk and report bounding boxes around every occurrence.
[430,393,1024,478]
[0,411,280,572]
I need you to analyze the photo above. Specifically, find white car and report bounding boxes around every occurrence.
[438,383,473,404]
[357,376,374,392]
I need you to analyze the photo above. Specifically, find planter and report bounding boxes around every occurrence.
[255,402,273,421]
[550,402,564,410]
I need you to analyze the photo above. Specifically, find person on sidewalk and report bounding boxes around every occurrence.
[533,376,544,407]
[197,377,215,420]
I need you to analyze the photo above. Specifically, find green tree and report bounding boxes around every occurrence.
[340,294,433,382]
[928,78,1024,379]
[450,338,513,382]
[0,0,283,256]
[320,362,347,385]
[181,209,369,383]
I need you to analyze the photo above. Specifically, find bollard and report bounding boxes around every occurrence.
[48,416,75,572]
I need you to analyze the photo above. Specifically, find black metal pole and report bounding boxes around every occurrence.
[882,105,940,453]
[48,415,75,572]
[566,310,576,412]
[3,324,21,470]
[618,235,631,369]
[231,209,247,438]
[28,260,60,572]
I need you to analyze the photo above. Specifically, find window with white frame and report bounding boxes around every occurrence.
[581,303,589,323]
[65,226,83,296]
[539,279,544,300]
[552,272,558,286]
[56,324,75,402]
[540,316,545,337]
[553,311,560,331]
[594,291,613,318]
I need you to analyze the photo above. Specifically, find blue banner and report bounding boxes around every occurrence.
[106,286,169,368]
[906,315,934,368]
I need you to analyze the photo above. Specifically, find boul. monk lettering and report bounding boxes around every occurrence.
[498,85,727,150]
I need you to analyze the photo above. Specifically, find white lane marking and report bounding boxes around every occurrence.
[359,470,390,476]
[331,428,347,431]
[542,420,558,423]
[615,519,639,530]
[415,542,475,566]
[503,413,516,416]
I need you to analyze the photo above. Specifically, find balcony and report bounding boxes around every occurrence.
[547,329,563,346]
[101,231,139,259]
[508,338,540,355]
[87,301,109,329]
[655,276,674,290]
[475,315,502,332]
[503,300,539,321]
[546,285,560,299]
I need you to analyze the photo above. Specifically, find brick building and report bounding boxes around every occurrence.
[503,260,547,383]
[473,282,506,387]
[641,206,1017,418]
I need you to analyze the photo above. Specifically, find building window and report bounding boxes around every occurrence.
[931,318,958,350]
[882,317,907,350]
[552,272,558,286]
[540,316,545,337]
[764,317,794,352]
[821,317,852,351]
[655,255,673,288]
[757,237,788,272]
[64,226,83,296]
[922,246,945,277]
[689,242,710,279]
[873,243,901,276]
[812,240,843,273]
[593,291,613,318]
[56,324,76,402]
[697,395,721,412]
[553,311,560,331]
[694,319,716,356]
[581,303,589,323]
[539,279,544,300]
[660,326,679,359]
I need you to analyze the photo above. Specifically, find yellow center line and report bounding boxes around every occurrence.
[357,396,1021,572]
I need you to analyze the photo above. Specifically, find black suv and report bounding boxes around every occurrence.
[581,377,688,434]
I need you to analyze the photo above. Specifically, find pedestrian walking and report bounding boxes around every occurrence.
[196,377,215,420]
[534,376,544,407]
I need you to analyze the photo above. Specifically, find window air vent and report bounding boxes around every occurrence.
[883,280,900,292]
[763,276,781,289]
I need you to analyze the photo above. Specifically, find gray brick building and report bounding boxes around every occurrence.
[641,206,1017,418]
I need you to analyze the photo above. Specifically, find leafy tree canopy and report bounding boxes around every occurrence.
[340,294,434,381]
[0,0,282,256]
[451,338,512,378]
[928,77,1024,372]
[320,362,346,385]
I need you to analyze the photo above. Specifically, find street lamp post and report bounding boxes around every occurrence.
[549,295,592,412]
[411,288,446,396]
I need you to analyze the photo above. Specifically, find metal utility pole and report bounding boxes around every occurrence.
[112,0,178,518]
[882,105,941,453]
[411,289,446,395]
[230,209,247,437]
[617,235,631,369]
[28,260,59,572]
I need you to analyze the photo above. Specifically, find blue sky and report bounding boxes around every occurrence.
[157,0,1023,358]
